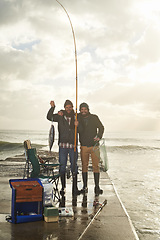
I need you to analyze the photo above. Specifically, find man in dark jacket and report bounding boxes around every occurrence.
[47,99,80,196]
[77,102,104,195]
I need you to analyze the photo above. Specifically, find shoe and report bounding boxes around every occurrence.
[60,188,66,196]
[72,188,81,196]
[81,187,88,194]
[94,186,103,195]
[81,172,88,194]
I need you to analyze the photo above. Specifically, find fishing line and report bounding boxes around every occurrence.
[55,0,78,180]
[55,0,78,145]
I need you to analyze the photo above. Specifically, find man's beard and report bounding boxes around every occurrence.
[81,112,89,118]
[63,109,74,117]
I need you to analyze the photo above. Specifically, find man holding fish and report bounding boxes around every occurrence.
[47,99,80,196]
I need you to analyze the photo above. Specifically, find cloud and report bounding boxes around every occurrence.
[0,0,160,131]
[130,26,160,66]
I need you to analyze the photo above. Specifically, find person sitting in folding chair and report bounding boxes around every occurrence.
[47,100,81,196]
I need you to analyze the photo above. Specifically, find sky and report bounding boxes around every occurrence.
[0,0,160,132]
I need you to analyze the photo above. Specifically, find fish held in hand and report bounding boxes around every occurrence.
[49,124,55,151]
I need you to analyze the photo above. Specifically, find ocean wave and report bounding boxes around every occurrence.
[139,228,160,235]
[0,141,46,152]
[0,141,23,152]
[1,140,159,153]
[107,145,160,152]
[106,137,144,142]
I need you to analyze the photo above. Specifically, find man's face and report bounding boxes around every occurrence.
[65,105,73,114]
[80,107,89,117]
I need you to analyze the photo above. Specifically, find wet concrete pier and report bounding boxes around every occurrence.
[0,171,139,240]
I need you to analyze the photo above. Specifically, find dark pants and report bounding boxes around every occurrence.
[59,147,78,174]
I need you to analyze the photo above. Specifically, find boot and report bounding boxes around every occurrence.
[59,195,65,207]
[82,194,87,208]
[72,174,81,195]
[72,195,77,206]
[94,172,103,195]
[60,173,66,195]
[81,172,88,194]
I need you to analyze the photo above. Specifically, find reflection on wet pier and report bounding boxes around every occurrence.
[0,171,139,240]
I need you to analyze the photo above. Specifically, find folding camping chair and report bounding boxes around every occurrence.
[23,140,61,202]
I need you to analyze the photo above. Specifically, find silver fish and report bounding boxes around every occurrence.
[49,124,55,151]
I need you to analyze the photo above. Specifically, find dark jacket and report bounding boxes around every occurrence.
[78,113,104,147]
[47,107,76,145]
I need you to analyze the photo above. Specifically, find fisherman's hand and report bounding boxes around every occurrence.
[74,120,79,126]
[58,110,63,116]
[94,136,100,142]
[50,101,55,107]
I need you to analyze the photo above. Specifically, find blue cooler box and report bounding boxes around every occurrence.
[9,178,43,223]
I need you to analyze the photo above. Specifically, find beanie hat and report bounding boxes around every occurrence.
[79,102,89,111]
[64,100,73,108]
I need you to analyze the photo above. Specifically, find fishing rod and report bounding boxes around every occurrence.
[55,0,78,191]
[78,199,107,240]
[55,0,78,137]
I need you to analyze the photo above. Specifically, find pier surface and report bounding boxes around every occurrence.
[0,170,139,240]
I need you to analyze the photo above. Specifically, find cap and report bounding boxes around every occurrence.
[64,100,73,108]
[79,102,89,111]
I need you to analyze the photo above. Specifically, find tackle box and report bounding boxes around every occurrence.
[44,206,59,222]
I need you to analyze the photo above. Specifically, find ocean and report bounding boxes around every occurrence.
[0,129,58,160]
[0,129,160,240]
